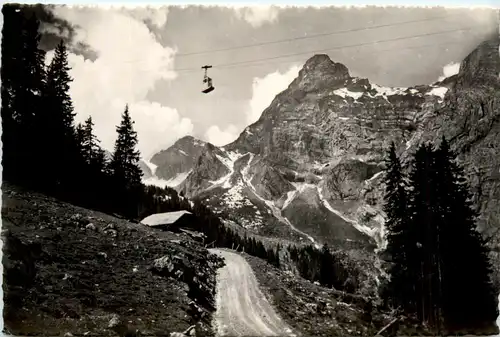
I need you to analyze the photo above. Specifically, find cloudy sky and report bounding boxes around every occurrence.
[40,5,498,160]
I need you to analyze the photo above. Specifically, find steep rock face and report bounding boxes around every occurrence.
[404,36,500,286]
[150,136,206,181]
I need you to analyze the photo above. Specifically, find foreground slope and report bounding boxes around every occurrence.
[1,183,224,336]
[210,249,295,337]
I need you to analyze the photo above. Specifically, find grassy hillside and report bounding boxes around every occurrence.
[1,183,224,336]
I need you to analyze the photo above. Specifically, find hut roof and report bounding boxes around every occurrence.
[141,210,193,227]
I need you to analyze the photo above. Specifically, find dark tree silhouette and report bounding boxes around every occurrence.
[110,105,144,218]
[435,137,498,332]
[1,7,46,185]
[381,142,415,312]
[38,40,80,195]
[382,139,498,334]
[75,116,111,209]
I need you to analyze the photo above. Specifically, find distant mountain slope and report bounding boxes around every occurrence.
[150,136,207,181]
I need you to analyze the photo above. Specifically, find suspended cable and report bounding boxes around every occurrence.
[193,39,469,73]
[174,13,465,57]
[174,24,485,73]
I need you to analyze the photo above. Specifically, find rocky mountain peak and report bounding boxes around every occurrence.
[176,135,196,144]
[289,54,352,93]
[303,54,350,77]
[149,136,207,181]
[174,135,206,147]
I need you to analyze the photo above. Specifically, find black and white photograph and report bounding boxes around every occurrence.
[1,3,500,336]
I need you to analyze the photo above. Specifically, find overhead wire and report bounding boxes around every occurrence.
[173,13,466,57]
[174,24,489,73]
[196,39,471,73]
[121,12,486,71]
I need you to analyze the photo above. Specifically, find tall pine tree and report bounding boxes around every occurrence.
[81,116,107,171]
[435,137,498,333]
[76,116,110,209]
[38,40,80,195]
[407,143,442,328]
[381,142,415,312]
[1,7,46,184]
[110,105,144,218]
[384,139,498,334]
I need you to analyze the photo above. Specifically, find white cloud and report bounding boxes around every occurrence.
[246,65,300,125]
[205,124,239,147]
[122,6,169,29]
[438,62,460,82]
[47,6,192,160]
[233,6,280,28]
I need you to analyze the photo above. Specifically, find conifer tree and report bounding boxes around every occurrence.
[76,116,110,208]
[82,116,107,171]
[320,243,334,287]
[110,105,144,217]
[1,7,46,184]
[384,138,498,333]
[75,123,85,150]
[39,40,79,194]
[382,142,415,311]
[407,143,441,327]
[1,5,23,180]
[435,137,498,332]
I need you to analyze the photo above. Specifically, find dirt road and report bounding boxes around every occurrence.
[209,249,296,337]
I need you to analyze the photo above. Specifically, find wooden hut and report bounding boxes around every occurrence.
[141,210,195,232]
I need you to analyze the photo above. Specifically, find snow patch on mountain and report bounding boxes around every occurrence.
[317,185,378,240]
[352,203,386,251]
[370,83,407,97]
[366,171,383,183]
[143,170,192,188]
[281,182,318,211]
[209,151,246,189]
[143,160,158,175]
[282,190,298,210]
[240,154,320,247]
[222,177,255,210]
[333,88,363,100]
[426,86,449,100]
[330,81,448,107]
[168,170,192,187]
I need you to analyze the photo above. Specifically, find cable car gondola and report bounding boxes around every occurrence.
[201,65,215,94]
